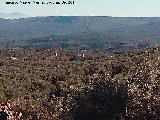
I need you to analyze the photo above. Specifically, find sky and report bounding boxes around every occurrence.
[0,0,160,17]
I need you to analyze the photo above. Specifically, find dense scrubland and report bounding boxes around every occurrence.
[0,47,159,120]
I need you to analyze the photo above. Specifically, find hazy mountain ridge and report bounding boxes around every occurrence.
[0,16,160,50]
[0,13,29,19]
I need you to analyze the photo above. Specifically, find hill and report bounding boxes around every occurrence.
[0,16,160,51]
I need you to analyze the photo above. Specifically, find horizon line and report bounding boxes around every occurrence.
[1,13,160,18]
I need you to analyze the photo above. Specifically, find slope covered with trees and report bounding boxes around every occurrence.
[0,47,159,119]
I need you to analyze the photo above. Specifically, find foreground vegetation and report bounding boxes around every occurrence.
[0,47,159,120]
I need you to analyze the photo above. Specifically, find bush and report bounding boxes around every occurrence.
[61,79,128,120]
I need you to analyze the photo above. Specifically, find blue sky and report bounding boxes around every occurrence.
[0,0,160,16]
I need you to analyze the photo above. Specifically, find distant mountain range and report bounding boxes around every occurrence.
[0,13,29,19]
[0,16,160,51]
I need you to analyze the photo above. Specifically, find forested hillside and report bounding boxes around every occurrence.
[0,47,159,119]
